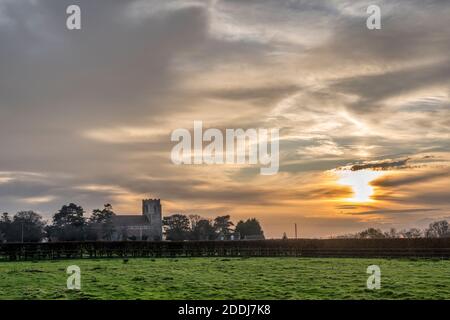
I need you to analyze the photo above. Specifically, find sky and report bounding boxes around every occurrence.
[0,0,449,238]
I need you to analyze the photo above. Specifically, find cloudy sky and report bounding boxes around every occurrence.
[0,0,449,237]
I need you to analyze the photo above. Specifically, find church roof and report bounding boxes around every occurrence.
[111,215,149,227]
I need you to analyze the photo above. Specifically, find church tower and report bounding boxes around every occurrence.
[142,199,162,240]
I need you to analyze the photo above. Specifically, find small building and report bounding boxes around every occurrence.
[217,232,241,241]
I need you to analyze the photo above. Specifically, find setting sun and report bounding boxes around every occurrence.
[337,170,384,203]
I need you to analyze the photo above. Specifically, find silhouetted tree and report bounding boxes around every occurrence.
[47,203,86,241]
[0,212,11,242]
[1,212,10,223]
[358,228,385,239]
[163,214,191,241]
[89,204,116,240]
[188,214,202,230]
[53,203,85,227]
[213,215,234,235]
[400,228,422,238]
[383,228,399,238]
[425,220,449,238]
[190,219,217,240]
[7,211,46,242]
[235,218,265,239]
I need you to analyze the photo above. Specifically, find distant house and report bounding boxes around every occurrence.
[217,232,241,241]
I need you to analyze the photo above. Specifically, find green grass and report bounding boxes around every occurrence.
[0,257,449,299]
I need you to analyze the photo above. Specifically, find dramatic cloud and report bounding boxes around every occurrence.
[0,0,449,237]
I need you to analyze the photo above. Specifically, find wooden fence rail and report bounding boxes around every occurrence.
[1,239,450,261]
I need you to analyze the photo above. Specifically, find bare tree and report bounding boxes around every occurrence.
[188,214,202,230]
[425,220,449,238]
[400,228,422,238]
[358,228,385,239]
[383,228,399,238]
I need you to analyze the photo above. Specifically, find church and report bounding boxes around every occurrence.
[111,199,163,241]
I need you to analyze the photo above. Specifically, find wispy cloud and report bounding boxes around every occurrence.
[0,0,449,237]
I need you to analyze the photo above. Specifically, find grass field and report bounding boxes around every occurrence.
[0,257,449,299]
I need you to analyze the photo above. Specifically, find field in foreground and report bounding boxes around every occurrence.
[0,257,449,299]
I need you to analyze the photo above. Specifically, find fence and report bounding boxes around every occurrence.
[1,239,450,261]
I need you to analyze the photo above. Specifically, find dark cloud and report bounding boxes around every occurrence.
[345,208,439,216]
[304,186,352,200]
[339,158,410,171]
[333,62,450,108]
[0,0,208,123]
[409,191,450,206]
[372,169,450,187]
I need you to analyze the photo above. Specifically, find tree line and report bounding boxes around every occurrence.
[0,203,116,242]
[162,214,264,241]
[335,220,450,239]
[3,202,449,242]
[0,203,265,242]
